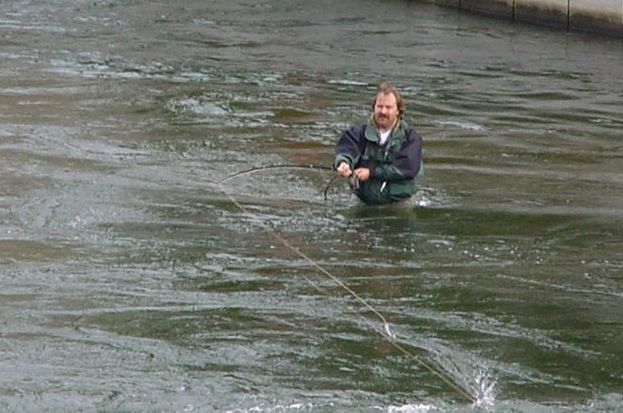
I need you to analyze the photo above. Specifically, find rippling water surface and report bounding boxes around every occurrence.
[2,1,623,411]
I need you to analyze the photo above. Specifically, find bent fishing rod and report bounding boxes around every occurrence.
[217,163,356,201]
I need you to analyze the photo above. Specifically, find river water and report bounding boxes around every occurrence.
[1,1,622,411]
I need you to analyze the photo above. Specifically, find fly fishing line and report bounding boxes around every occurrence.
[216,166,478,404]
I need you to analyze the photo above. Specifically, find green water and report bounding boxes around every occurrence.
[1,1,622,411]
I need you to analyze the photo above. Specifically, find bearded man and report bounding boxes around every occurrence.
[334,82,423,205]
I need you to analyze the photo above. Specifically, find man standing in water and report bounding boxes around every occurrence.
[334,82,423,205]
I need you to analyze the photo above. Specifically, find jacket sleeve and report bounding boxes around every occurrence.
[371,129,422,181]
[333,125,365,170]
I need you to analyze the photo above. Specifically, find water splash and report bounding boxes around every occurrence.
[384,322,397,339]
[473,369,496,408]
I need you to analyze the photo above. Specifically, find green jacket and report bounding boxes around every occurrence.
[334,119,423,205]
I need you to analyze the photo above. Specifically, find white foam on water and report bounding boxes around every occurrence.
[473,369,496,408]
[386,403,435,412]
[433,119,485,131]
[328,79,368,86]
[166,97,229,118]
[384,322,397,339]
[226,402,314,413]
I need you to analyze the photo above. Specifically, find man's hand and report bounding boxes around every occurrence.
[354,167,370,182]
[336,162,352,177]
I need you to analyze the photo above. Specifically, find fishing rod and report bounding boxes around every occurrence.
[216,165,478,404]
[216,163,346,201]
[218,163,333,185]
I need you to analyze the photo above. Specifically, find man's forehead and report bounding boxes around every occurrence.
[375,92,397,104]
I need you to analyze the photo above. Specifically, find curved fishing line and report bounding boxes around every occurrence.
[322,174,340,200]
[217,163,345,201]
[219,163,333,185]
[217,172,477,404]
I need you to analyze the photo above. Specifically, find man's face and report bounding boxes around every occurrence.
[373,92,399,131]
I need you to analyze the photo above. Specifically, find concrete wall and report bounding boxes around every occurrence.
[571,0,623,34]
[461,0,513,19]
[516,0,568,27]
[423,0,623,36]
